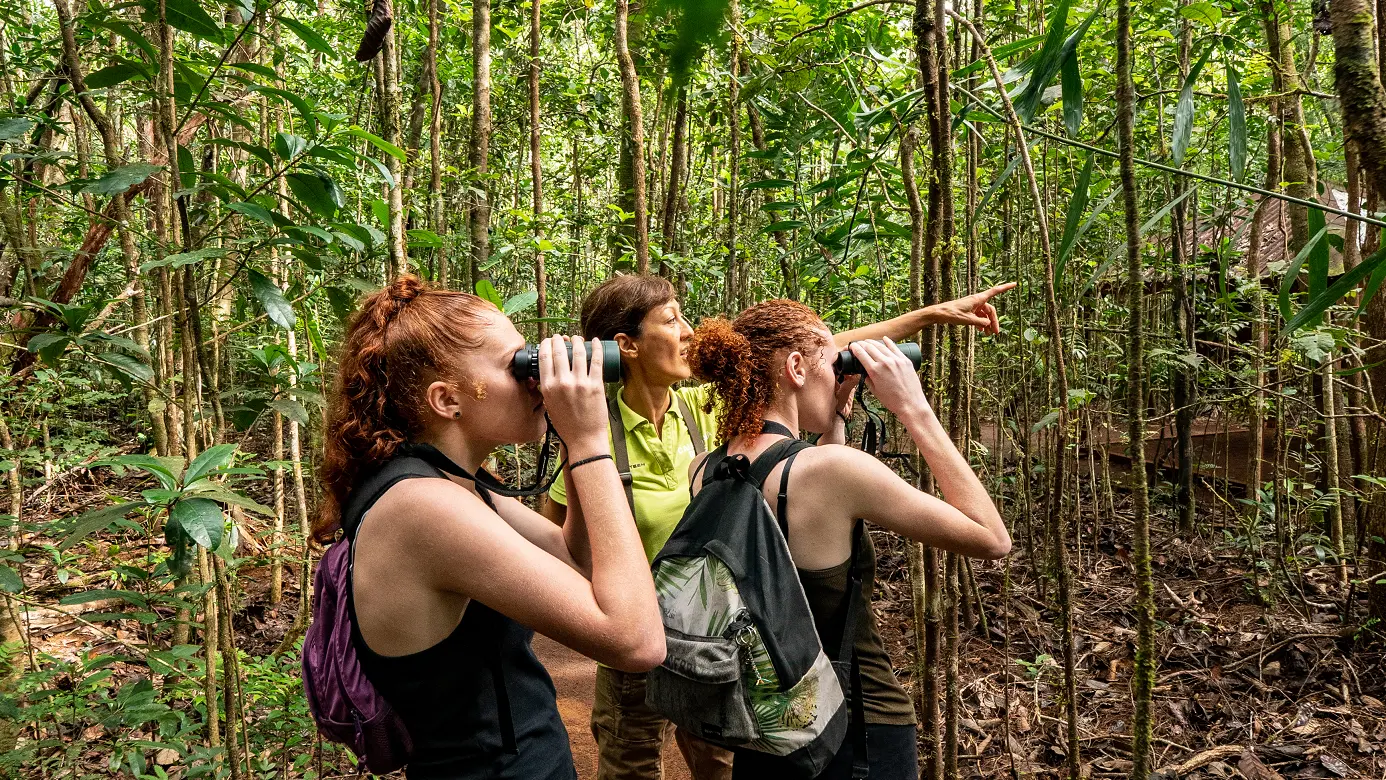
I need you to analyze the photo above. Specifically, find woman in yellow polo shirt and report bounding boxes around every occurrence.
[541,274,1013,780]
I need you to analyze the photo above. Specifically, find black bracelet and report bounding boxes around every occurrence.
[569,453,613,471]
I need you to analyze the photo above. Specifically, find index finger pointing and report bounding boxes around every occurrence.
[979,281,1018,301]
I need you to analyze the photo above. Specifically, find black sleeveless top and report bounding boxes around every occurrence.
[344,456,576,780]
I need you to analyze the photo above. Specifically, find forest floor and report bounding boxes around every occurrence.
[17,456,1386,779]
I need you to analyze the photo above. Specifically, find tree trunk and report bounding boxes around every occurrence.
[614,0,650,273]
[1331,0,1386,198]
[660,86,689,264]
[530,0,547,337]
[428,0,447,287]
[469,0,493,288]
[1172,11,1196,534]
[725,0,742,311]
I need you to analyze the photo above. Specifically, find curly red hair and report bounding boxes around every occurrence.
[688,299,829,444]
[315,275,497,542]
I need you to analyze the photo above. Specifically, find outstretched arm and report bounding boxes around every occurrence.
[833,282,1016,346]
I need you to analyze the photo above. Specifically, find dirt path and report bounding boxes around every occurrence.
[534,634,692,780]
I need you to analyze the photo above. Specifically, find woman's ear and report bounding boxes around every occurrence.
[784,351,808,389]
[424,380,466,420]
[614,332,638,360]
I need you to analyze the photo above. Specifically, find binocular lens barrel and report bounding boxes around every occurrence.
[834,341,924,376]
[512,340,623,382]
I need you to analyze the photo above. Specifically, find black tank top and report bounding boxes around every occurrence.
[344,456,576,780]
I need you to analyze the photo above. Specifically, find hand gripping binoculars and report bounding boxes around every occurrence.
[512,340,623,382]
[833,341,923,377]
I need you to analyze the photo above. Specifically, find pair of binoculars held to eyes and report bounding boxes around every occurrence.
[510,340,924,383]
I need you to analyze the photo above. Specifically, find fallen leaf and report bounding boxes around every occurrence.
[1319,752,1351,777]
[1238,749,1284,780]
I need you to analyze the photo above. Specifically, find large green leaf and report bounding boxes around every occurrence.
[1227,64,1246,183]
[0,117,35,141]
[170,498,224,549]
[503,291,539,315]
[1060,52,1083,137]
[83,163,162,196]
[267,398,310,425]
[85,63,149,89]
[1278,226,1328,321]
[227,201,277,228]
[248,85,317,134]
[150,0,223,41]
[1283,244,1386,335]
[285,172,340,217]
[139,247,225,273]
[274,132,310,160]
[277,15,335,56]
[96,352,154,386]
[345,127,406,163]
[475,279,504,308]
[248,269,297,330]
[0,565,21,593]
[184,443,238,485]
[1171,48,1210,167]
[59,501,149,551]
[1014,0,1098,122]
[1056,152,1094,286]
[1179,1,1222,24]
[26,333,70,366]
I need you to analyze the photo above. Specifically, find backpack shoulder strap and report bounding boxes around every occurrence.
[342,457,442,541]
[608,395,636,514]
[840,519,870,778]
[673,391,706,455]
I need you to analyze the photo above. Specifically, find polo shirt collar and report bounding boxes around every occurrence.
[617,385,684,435]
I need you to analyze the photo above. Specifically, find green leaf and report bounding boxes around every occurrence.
[1282,245,1386,336]
[1277,226,1328,321]
[345,127,406,163]
[184,443,237,485]
[952,34,1047,79]
[285,172,339,218]
[1179,1,1222,25]
[248,269,296,330]
[97,352,154,385]
[1015,0,1098,123]
[170,498,224,549]
[762,220,808,233]
[182,484,273,516]
[502,290,539,315]
[248,85,316,134]
[273,132,309,160]
[1227,64,1246,183]
[276,15,335,56]
[1359,258,1386,319]
[83,163,162,196]
[0,565,21,594]
[474,279,504,308]
[1139,186,1198,235]
[85,63,148,89]
[1060,52,1082,137]
[153,0,223,41]
[407,229,443,249]
[139,247,225,273]
[1171,48,1210,167]
[1308,208,1329,312]
[0,117,35,141]
[59,501,149,551]
[26,333,70,366]
[102,454,184,490]
[227,61,278,80]
[267,398,309,425]
[1056,152,1094,286]
[1032,410,1060,433]
[60,589,148,608]
[227,201,276,228]
[743,178,795,191]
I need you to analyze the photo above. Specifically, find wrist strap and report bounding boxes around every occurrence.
[569,453,613,471]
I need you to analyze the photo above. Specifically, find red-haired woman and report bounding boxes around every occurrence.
[687,300,1011,780]
[540,275,1013,780]
[316,276,665,779]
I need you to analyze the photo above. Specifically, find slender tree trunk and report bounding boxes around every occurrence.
[1172,12,1196,534]
[661,86,689,263]
[428,0,447,287]
[469,0,493,288]
[614,0,650,273]
[0,416,24,752]
[1330,0,1386,197]
[725,0,742,311]
[1118,0,1156,768]
[529,0,547,337]
[376,0,406,279]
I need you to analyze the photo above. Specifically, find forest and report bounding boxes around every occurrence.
[0,0,1384,775]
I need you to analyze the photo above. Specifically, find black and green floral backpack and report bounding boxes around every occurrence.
[646,422,868,778]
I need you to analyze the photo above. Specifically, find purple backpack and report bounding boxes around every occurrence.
[301,539,413,773]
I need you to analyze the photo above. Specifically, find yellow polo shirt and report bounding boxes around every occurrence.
[548,384,718,562]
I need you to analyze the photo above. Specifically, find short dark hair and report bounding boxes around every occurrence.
[580,274,677,342]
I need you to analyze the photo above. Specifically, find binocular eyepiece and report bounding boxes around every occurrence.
[512,340,623,382]
[833,341,923,377]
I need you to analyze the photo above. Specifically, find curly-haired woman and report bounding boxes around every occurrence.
[686,300,1011,779]
[316,276,665,779]
[539,275,1013,780]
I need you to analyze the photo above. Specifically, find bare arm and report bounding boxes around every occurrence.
[388,479,664,671]
[833,282,1016,346]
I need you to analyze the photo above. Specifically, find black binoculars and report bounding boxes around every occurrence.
[512,340,623,382]
[834,341,923,377]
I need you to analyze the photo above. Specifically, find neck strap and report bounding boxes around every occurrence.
[404,420,564,503]
[761,419,796,439]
